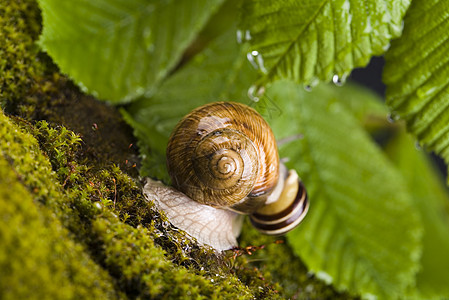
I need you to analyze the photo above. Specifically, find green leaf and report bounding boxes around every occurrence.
[239,0,410,86]
[383,0,449,181]
[304,82,388,129]
[263,81,422,299]
[122,26,258,180]
[37,0,224,103]
[386,131,449,299]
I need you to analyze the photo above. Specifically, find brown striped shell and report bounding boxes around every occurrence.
[166,102,279,213]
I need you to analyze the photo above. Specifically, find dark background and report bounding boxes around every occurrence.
[350,56,386,97]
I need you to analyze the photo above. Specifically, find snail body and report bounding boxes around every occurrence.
[143,178,243,251]
[143,101,309,250]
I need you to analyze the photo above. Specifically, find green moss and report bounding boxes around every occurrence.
[238,220,359,299]
[92,217,254,299]
[0,0,45,115]
[0,120,119,299]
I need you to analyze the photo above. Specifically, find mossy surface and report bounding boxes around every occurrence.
[0,0,44,115]
[0,114,119,299]
[0,0,349,298]
[238,220,358,299]
[1,106,266,299]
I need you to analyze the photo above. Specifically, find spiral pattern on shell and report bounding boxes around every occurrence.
[166,102,279,209]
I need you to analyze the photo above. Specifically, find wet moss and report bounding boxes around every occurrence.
[238,220,359,299]
[0,115,120,299]
[0,0,44,114]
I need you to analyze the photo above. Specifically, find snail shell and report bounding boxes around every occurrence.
[166,102,279,213]
[144,101,309,250]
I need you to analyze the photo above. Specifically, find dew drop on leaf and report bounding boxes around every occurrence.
[255,53,267,74]
[247,52,259,69]
[332,74,346,86]
[387,112,400,123]
[247,85,260,102]
[387,114,395,123]
[304,85,312,92]
[247,85,265,102]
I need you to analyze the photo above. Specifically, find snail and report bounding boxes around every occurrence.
[143,102,309,251]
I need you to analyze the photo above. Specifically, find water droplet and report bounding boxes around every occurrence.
[77,81,89,93]
[316,271,333,284]
[304,85,312,92]
[247,85,265,102]
[256,53,267,74]
[388,112,401,122]
[332,75,342,86]
[91,90,99,98]
[247,52,258,69]
[332,74,346,86]
[387,114,395,123]
[236,29,243,43]
[247,51,267,73]
[248,85,259,102]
